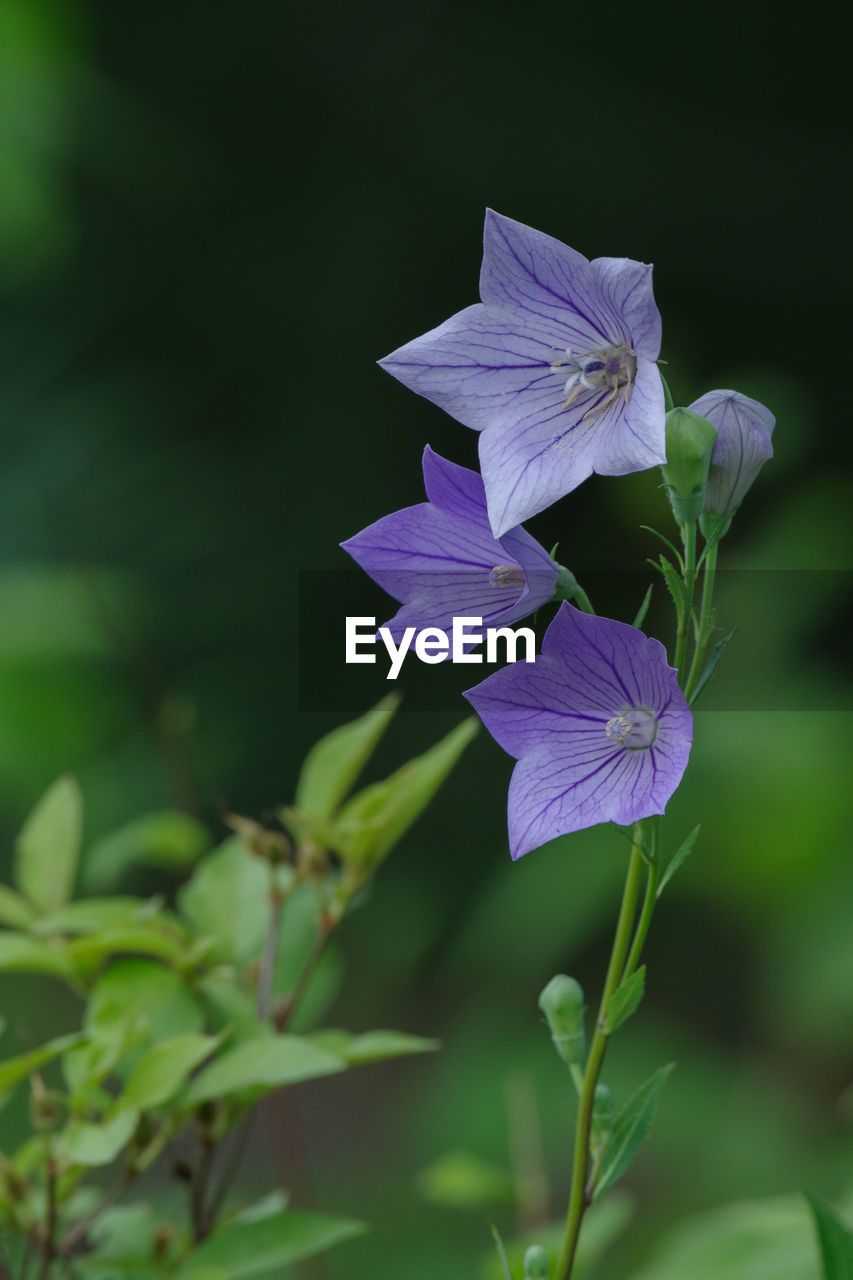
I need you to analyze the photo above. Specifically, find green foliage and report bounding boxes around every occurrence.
[420,1151,515,1209]
[0,1032,81,1093]
[173,1210,366,1278]
[481,1194,633,1280]
[806,1194,853,1280]
[657,824,701,897]
[62,1107,139,1166]
[177,836,269,965]
[116,1033,219,1111]
[85,810,210,891]
[307,1028,439,1064]
[14,774,82,913]
[183,1034,345,1105]
[594,1063,676,1197]
[295,693,400,822]
[602,966,646,1036]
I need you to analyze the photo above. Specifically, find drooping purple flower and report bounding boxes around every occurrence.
[464,604,692,859]
[341,446,558,637]
[690,389,775,519]
[379,211,666,538]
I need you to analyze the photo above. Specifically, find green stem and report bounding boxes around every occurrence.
[622,820,660,982]
[684,542,718,701]
[673,521,697,674]
[572,587,596,616]
[554,832,646,1280]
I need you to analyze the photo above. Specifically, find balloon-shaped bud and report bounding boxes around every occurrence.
[538,974,585,1067]
[661,408,718,524]
[690,390,775,537]
[524,1245,550,1278]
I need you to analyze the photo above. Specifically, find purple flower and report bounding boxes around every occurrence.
[380,211,666,537]
[690,389,775,519]
[464,604,692,859]
[341,446,559,636]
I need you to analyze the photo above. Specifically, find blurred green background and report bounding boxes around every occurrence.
[1,0,851,1275]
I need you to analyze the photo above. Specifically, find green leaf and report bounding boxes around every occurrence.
[482,1194,633,1280]
[117,1033,219,1112]
[30,896,168,936]
[330,718,478,868]
[177,836,268,964]
[67,923,187,974]
[198,976,272,1043]
[602,967,646,1036]
[84,810,209,891]
[0,931,76,980]
[183,1034,345,1105]
[653,554,689,618]
[0,884,37,928]
[660,370,675,413]
[14,775,83,913]
[174,1210,366,1278]
[87,959,205,1056]
[640,525,684,566]
[63,1009,146,1097]
[0,1032,82,1092]
[689,626,737,707]
[295,694,400,822]
[62,1108,139,1166]
[490,1222,516,1280]
[418,1152,514,1209]
[307,1028,438,1065]
[806,1194,853,1280]
[594,1063,676,1197]
[657,824,701,897]
[631,584,654,631]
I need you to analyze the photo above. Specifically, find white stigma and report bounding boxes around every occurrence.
[605,708,657,750]
[550,343,637,419]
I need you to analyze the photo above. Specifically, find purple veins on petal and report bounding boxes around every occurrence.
[690,389,776,517]
[340,446,558,639]
[464,603,693,859]
[379,210,667,537]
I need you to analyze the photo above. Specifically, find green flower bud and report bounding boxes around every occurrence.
[524,1245,550,1278]
[538,975,585,1068]
[660,407,718,524]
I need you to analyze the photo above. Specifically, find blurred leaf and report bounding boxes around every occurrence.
[177,836,267,965]
[117,1033,219,1112]
[173,1210,366,1278]
[603,967,645,1036]
[481,1194,633,1280]
[82,1200,161,1270]
[657,824,701,897]
[234,1189,290,1224]
[68,922,187,974]
[183,1034,345,1105]
[63,1009,146,1096]
[419,1151,514,1209]
[330,718,478,867]
[198,976,271,1043]
[806,1194,853,1280]
[85,811,209,891]
[0,1031,81,1092]
[62,1108,139,1166]
[0,884,37,928]
[272,883,343,1033]
[14,774,82,913]
[0,931,75,979]
[308,1028,438,1065]
[490,1223,516,1279]
[31,896,169,936]
[295,694,400,822]
[595,1063,675,1198]
[689,627,737,708]
[87,959,205,1063]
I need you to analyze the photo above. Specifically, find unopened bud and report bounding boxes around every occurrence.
[524,1245,550,1278]
[661,407,718,524]
[538,975,585,1067]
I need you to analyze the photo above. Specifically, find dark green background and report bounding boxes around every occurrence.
[2,1,852,1276]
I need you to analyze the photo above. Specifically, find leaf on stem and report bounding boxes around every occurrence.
[182,1034,345,1105]
[806,1193,853,1279]
[14,775,82,914]
[657,825,701,898]
[652,555,689,618]
[173,1210,366,1278]
[689,627,737,707]
[490,1222,516,1280]
[295,694,401,822]
[593,1063,676,1198]
[602,967,646,1036]
[631,585,654,631]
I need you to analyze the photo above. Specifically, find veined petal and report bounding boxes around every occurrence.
[690,389,775,516]
[589,256,661,360]
[587,358,667,477]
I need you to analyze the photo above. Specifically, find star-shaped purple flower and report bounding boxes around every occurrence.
[464,604,693,859]
[380,211,666,537]
[689,389,775,519]
[341,446,558,637]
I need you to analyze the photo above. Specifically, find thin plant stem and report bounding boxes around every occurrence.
[57,1170,135,1258]
[684,541,719,701]
[274,924,333,1032]
[36,1157,58,1280]
[554,832,646,1280]
[622,820,660,982]
[572,587,596,615]
[673,521,697,674]
[257,883,286,1020]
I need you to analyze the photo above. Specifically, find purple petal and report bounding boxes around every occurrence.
[690,390,775,516]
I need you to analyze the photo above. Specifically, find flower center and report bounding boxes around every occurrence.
[605,707,657,750]
[550,343,637,419]
[489,565,525,589]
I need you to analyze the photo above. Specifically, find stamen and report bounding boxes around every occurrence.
[489,565,525,589]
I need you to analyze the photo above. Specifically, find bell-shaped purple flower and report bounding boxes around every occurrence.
[341,446,559,637]
[464,604,692,859]
[380,211,666,537]
[690,389,775,520]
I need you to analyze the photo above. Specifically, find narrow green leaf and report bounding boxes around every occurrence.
[806,1194,853,1280]
[689,626,737,707]
[640,525,684,567]
[295,694,400,822]
[0,884,37,929]
[183,1034,345,1105]
[0,932,76,980]
[117,1033,219,1111]
[177,836,268,964]
[330,718,478,868]
[0,1033,82,1092]
[657,824,701,897]
[307,1028,439,1065]
[594,1063,676,1197]
[14,775,82,913]
[31,896,170,937]
[84,809,209,891]
[174,1210,366,1278]
[631,584,654,631]
[659,371,675,413]
[654,555,689,617]
[602,967,646,1036]
[62,1108,139,1167]
[490,1222,516,1280]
